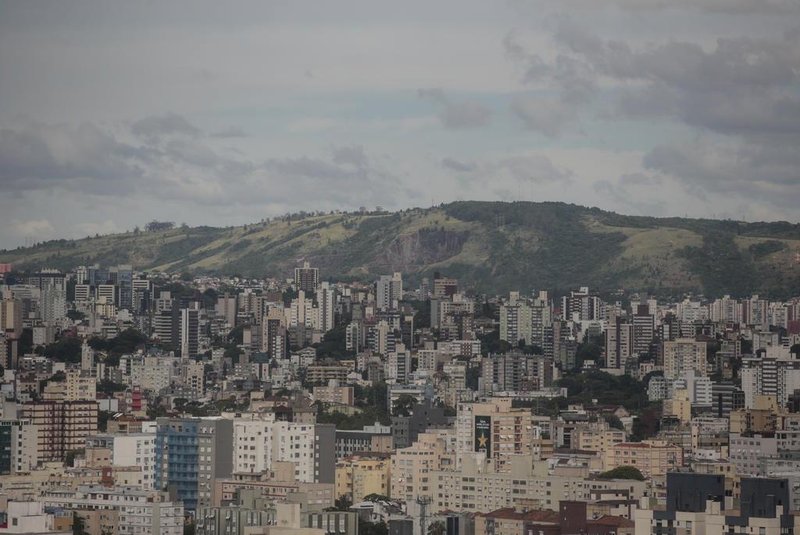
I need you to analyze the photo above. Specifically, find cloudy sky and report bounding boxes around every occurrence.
[1,1,799,249]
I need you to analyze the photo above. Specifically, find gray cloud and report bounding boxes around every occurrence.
[507,21,800,140]
[592,178,667,216]
[505,32,594,135]
[643,137,800,207]
[0,117,404,211]
[618,173,661,187]
[418,88,492,129]
[508,18,800,206]
[510,94,579,137]
[441,157,477,173]
[131,113,201,143]
[547,21,800,139]
[331,145,368,168]
[211,125,248,138]
[0,122,148,192]
[443,153,571,186]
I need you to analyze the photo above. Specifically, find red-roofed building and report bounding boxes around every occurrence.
[474,502,634,535]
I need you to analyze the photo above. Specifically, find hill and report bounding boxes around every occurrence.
[2,201,799,297]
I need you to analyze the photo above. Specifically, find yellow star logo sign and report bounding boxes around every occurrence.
[477,432,488,448]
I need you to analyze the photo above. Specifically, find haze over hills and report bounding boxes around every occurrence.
[2,201,799,297]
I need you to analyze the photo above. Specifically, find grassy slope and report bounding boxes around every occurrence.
[2,201,799,297]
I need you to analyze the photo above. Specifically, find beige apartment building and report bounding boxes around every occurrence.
[604,440,683,477]
[390,431,452,502]
[456,398,546,471]
[431,455,646,514]
[314,382,355,406]
[572,424,626,453]
[213,462,334,509]
[335,454,391,502]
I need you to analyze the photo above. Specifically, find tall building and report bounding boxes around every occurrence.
[387,344,411,383]
[499,293,532,346]
[152,310,175,348]
[86,432,157,489]
[345,321,364,352]
[481,352,526,394]
[179,307,200,359]
[376,273,403,311]
[455,398,544,472]
[741,356,800,408]
[112,264,134,310]
[561,287,602,321]
[214,293,237,329]
[154,417,233,512]
[294,261,319,293]
[631,305,655,357]
[132,278,152,315]
[261,307,287,359]
[289,291,315,329]
[605,317,632,369]
[317,281,336,333]
[663,338,707,380]
[432,277,458,299]
[0,420,38,474]
[20,400,99,463]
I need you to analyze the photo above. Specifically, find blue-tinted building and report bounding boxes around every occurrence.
[155,417,233,512]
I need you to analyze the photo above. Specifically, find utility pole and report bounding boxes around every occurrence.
[416,496,431,535]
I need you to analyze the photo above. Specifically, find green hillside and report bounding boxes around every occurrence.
[2,201,799,297]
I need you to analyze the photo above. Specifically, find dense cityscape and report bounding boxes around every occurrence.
[3,0,800,534]
[0,256,799,535]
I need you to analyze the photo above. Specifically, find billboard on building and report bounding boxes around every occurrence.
[474,415,491,453]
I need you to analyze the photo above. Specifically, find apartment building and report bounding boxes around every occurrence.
[390,431,452,502]
[212,463,334,509]
[603,440,683,477]
[432,456,646,514]
[334,424,393,459]
[20,401,98,463]
[335,454,391,502]
[0,420,38,474]
[232,415,334,485]
[634,473,799,535]
[663,339,707,380]
[85,433,156,489]
[455,398,541,471]
[154,417,233,512]
[572,425,626,453]
[39,486,183,535]
[313,381,355,406]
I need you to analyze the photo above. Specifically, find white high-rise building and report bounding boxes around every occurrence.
[670,370,713,408]
[232,414,277,474]
[663,339,707,380]
[741,350,800,408]
[499,292,532,346]
[289,291,315,328]
[85,433,157,490]
[387,344,411,383]
[376,273,402,311]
